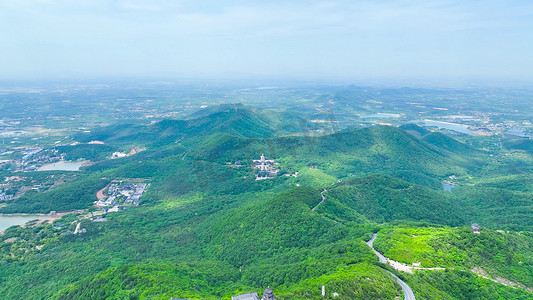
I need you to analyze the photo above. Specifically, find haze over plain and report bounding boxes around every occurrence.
[1,0,532,86]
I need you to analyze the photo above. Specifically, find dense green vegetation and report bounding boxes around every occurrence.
[1,110,486,214]
[74,105,314,148]
[0,106,532,299]
[275,263,402,300]
[504,138,533,155]
[453,185,533,231]
[321,175,465,226]
[0,175,109,213]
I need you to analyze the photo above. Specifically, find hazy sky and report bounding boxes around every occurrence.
[1,0,533,84]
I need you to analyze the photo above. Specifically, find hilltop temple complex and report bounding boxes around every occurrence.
[252,154,279,180]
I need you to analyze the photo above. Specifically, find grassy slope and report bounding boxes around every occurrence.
[373,225,533,287]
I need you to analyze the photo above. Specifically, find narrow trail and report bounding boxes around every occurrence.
[472,267,533,292]
[311,189,327,212]
[366,233,416,300]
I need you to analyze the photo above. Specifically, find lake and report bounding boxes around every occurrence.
[0,215,53,232]
[37,160,88,171]
[0,130,29,137]
[506,128,531,138]
[360,113,401,118]
[420,120,472,135]
[443,183,457,192]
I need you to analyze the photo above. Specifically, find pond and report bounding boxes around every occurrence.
[0,215,53,232]
[420,120,472,135]
[443,183,457,192]
[360,113,401,118]
[506,128,531,138]
[37,160,88,171]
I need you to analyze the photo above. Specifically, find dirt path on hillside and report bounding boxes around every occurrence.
[472,267,533,292]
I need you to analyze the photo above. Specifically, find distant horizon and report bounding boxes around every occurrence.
[2,0,533,86]
[1,74,533,90]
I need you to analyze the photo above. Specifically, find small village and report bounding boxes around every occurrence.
[0,147,62,172]
[0,173,76,204]
[0,143,148,205]
[35,181,148,238]
[95,180,148,212]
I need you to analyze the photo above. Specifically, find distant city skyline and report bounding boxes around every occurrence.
[1,0,533,86]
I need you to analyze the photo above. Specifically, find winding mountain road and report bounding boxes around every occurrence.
[366,233,416,300]
[311,189,327,211]
[386,271,416,300]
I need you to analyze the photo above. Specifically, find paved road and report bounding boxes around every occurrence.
[386,270,416,300]
[181,151,189,160]
[311,189,327,211]
[366,233,387,263]
[366,233,416,300]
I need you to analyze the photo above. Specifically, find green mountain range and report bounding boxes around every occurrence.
[0,105,531,299]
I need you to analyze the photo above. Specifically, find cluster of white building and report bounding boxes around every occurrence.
[252,154,279,180]
[0,192,13,201]
[95,181,147,211]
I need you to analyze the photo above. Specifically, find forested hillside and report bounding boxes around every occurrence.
[0,106,531,299]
